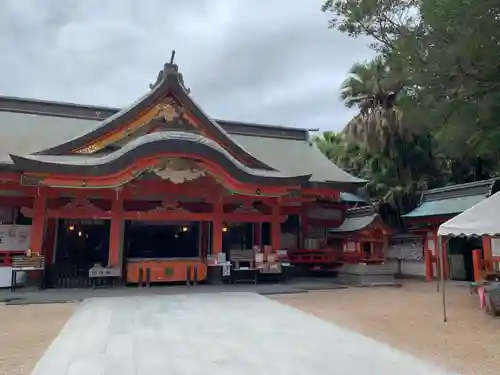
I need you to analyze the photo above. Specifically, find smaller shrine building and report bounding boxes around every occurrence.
[403,179,500,281]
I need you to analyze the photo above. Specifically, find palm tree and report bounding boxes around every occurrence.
[334,59,446,224]
[340,56,407,155]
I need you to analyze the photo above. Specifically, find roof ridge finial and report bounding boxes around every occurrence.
[149,51,179,90]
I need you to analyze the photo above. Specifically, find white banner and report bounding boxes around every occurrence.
[0,207,13,223]
[343,241,356,253]
[0,225,31,251]
[491,238,500,257]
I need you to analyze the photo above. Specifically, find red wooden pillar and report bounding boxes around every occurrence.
[212,198,223,255]
[108,190,124,267]
[482,236,492,272]
[472,249,483,282]
[271,200,281,251]
[423,232,433,281]
[30,189,47,255]
[253,222,261,248]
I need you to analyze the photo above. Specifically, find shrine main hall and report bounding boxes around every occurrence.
[0,61,385,286]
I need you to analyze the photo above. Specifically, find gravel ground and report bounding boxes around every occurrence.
[0,303,76,375]
[1,282,497,375]
[273,281,500,375]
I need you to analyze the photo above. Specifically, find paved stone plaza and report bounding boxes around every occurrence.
[29,292,457,375]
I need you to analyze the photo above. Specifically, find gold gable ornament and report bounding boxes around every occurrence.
[154,102,180,122]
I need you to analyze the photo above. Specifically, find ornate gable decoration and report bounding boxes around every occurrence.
[233,203,260,214]
[152,167,206,184]
[156,102,180,122]
[150,158,206,184]
[149,201,188,213]
[63,198,104,212]
[75,98,187,154]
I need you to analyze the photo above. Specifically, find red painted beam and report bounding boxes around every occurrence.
[23,206,289,223]
[0,196,33,207]
[0,172,22,183]
[27,153,298,196]
[21,207,112,220]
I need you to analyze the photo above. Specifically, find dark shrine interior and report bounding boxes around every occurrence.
[125,221,200,259]
[55,219,110,267]
[52,214,302,267]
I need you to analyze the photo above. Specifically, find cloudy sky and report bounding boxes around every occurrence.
[0,0,374,131]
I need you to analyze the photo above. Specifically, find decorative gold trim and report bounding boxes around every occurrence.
[73,98,185,154]
[155,103,179,122]
[63,198,104,212]
[149,201,188,213]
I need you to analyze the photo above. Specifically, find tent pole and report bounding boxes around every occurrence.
[436,243,440,293]
[438,235,447,322]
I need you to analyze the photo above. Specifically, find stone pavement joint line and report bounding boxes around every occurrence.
[30,293,460,375]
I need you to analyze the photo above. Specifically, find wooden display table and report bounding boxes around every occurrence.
[206,263,231,284]
[231,268,258,284]
[10,255,45,292]
[229,249,258,284]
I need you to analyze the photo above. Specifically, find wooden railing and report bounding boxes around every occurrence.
[288,248,385,265]
[44,264,93,288]
[288,249,340,264]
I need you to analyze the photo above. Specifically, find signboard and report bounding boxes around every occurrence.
[222,263,231,276]
[0,225,31,251]
[89,266,121,278]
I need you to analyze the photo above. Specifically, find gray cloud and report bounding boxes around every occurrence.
[0,0,374,131]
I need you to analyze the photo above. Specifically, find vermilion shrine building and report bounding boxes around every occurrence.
[403,179,500,282]
[0,61,376,286]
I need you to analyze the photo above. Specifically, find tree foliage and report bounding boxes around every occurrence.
[317,0,500,223]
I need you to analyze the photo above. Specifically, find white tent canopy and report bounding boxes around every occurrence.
[438,190,500,237]
[436,190,500,323]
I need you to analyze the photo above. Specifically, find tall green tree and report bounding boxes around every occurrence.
[317,54,445,222]
[340,56,408,155]
[322,0,500,182]
[314,129,441,224]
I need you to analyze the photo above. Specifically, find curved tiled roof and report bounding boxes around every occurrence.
[402,179,499,219]
[0,62,367,191]
[9,131,311,187]
[329,206,389,233]
[33,63,275,171]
